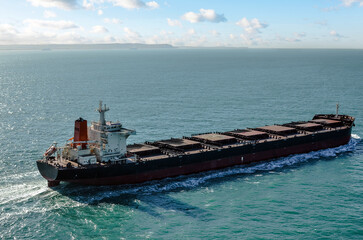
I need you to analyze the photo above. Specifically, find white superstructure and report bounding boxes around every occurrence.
[45,101,136,165]
[88,101,135,162]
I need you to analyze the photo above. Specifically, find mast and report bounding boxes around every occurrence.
[97,100,109,125]
[336,103,339,117]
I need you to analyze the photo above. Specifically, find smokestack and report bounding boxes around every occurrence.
[73,117,88,149]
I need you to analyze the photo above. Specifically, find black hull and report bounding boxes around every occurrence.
[37,125,352,186]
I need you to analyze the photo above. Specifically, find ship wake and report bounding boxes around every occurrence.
[67,134,361,204]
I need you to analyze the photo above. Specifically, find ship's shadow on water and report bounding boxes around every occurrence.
[54,183,212,220]
[52,136,361,218]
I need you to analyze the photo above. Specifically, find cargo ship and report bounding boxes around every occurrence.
[37,102,355,187]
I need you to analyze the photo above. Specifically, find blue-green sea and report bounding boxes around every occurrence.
[0,49,362,239]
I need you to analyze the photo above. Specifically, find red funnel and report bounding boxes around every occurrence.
[73,117,88,149]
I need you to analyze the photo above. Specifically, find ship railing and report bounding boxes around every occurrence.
[313,114,355,125]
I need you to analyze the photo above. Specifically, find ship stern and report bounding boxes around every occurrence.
[36,160,60,187]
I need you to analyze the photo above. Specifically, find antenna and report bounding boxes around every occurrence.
[336,103,339,117]
[97,100,109,125]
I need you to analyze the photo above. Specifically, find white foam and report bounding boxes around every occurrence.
[0,171,39,183]
[0,182,49,206]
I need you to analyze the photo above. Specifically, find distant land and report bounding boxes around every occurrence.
[0,43,175,51]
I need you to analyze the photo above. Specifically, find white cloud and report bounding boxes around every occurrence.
[0,24,18,35]
[160,30,173,36]
[295,32,306,38]
[315,20,327,26]
[53,31,87,43]
[43,10,57,18]
[240,33,266,46]
[330,30,344,40]
[98,9,103,15]
[27,0,78,10]
[276,33,306,43]
[236,17,268,34]
[330,30,338,36]
[229,34,235,40]
[28,0,160,11]
[146,1,159,9]
[341,0,363,6]
[24,19,79,29]
[109,0,159,9]
[187,28,195,35]
[210,30,220,36]
[182,9,226,23]
[281,37,301,42]
[322,6,340,12]
[0,23,89,44]
[124,27,141,41]
[82,0,94,10]
[104,35,117,43]
[91,25,108,33]
[236,17,268,46]
[167,18,182,27]
[104,18,122,24]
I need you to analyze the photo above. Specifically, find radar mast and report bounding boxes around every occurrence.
[97,100,109,125]
[336,103,340,117]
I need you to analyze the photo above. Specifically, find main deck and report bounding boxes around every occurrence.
[42,114,355,170]
[124,114,353,163]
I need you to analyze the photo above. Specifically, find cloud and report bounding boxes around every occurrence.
[0,24,18,35]
[187,28,195,35]
[104,35,117,43]
[167,18,182,27]
[240,34,267,46]
[124,27,141,41]
[82,0,94,10]
[279,37,300,43]
[24,19,79,29]
[91,25,108,33]
[104,18,122,24]
[210,30,220,36]
[236,17,268,46]
[0,23,88,44]
[109,0,159,9]
[276,32,306,43]
[341,0,363,6]
[322,0,363,11]
[145,1,159,9]
[236,17,268,34]
[295,32,306,38]
[330,30,341,36]
[315,20,327,26]
[43,10,57,18]
[182,9,227,23]
[54,31,87,43]
[98,9,103,15]
[330,30,344,40]
[28,0,161,11]
[27,0,78,10]
[322,6,340,12]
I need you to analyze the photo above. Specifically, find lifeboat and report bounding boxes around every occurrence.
[44,144,57,157]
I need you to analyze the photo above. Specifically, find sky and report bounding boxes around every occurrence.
[0,0,362,48]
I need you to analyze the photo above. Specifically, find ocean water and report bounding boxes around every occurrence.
[0,49,362,239]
